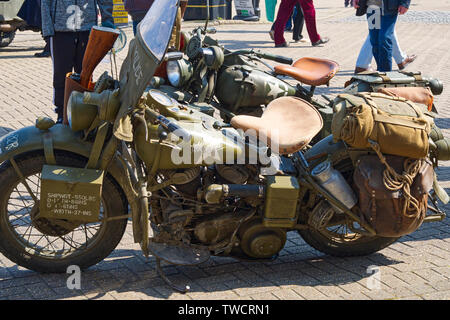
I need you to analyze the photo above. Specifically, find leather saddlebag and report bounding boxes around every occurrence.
[353,154,434,237]
[332,92,433,159]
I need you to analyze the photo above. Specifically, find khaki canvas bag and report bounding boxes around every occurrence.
[331,92,433,159]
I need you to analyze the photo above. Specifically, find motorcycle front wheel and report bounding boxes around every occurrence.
[0,151,128,273]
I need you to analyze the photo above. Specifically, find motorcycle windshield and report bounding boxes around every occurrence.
[137,0,179,61]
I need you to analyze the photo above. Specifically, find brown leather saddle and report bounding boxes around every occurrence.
[274,57,340,87]
[230,96,323,155]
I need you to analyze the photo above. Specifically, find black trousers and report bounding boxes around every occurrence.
[292,3,304,41]
[50,31,90,120]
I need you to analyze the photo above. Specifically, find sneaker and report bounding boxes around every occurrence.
[312,37,329,46]
[269,30,275,41]
[398,54,417,70]
[275,42,289,48]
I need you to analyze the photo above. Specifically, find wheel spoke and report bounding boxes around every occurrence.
[3,169,107,259]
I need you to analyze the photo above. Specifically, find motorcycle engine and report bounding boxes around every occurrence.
[215,164,250,184]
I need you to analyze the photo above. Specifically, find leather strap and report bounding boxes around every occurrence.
[42,132,56,165]
[86,121,109,169]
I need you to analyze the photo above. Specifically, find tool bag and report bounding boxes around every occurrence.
[331,92,433,159]
[353,153,434,237]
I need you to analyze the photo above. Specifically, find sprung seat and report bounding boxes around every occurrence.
[230,96,323,155]
[274,57,340,87]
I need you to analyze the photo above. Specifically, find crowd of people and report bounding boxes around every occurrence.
[269,0,416,73]
[13,0,416,122]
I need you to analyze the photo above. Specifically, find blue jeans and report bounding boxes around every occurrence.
[367,9,398,72]
[356,31,407,69]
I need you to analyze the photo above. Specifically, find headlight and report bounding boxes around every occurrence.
[166,59,193,88]
[67,91,98,132]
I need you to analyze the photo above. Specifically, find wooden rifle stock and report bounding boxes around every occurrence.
[180,0,188,17]
[80,26,120,88]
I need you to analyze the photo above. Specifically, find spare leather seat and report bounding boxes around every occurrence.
[274,57,339,87]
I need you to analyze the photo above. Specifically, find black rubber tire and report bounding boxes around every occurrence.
[0,31,15,48]
[0,151,128,273]
[298,227,399,257]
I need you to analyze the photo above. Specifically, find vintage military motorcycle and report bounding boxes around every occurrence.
[0,0,448,293]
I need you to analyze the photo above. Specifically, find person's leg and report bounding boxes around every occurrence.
[286,11,293,31]
[355,34,373,69]
[35,33,51,57]
[74,31,91,75]
[376,13,398,71]
[274,0,296,46]
[132,20,140,36]
[293,4,304,41]
[391,30,407,65]
[298,0,321,44]
[367,7,381,70]
[51,32,77,122]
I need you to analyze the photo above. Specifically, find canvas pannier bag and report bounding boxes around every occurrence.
[331,92,433,159]
[353,154,434,237]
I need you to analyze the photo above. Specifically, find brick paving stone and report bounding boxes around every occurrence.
[292,286,329,300]
[422,290,450,300]
[248,292,277,300]
[0,0,449,301]
[271,288,305,300]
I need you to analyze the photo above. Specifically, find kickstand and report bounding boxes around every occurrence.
[155,258,190,294]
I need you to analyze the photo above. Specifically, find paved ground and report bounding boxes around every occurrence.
[0,0,449,300]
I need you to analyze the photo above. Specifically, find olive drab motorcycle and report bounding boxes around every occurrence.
[0,0,448,293]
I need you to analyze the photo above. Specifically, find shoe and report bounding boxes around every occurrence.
[397,54,417,70]
[294,36,307,43]
[354,66,374,74]
[35,51,50,58]
[312,37,329,46]
[269,30,275,41]
[275,42,289,48]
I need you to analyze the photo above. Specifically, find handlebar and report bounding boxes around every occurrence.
[256,52,293,65]
[226,49,293,65]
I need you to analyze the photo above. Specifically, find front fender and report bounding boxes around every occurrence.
[0,124,140,239]
[0,124,91,162]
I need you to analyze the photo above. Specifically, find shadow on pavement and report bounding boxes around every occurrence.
[0,46,43,52]
[2,217,448,300]
[0,54,38,60]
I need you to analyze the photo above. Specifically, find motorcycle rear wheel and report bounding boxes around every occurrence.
[298,220,399,257]
[297,155,399,257]
[0,151,128,273]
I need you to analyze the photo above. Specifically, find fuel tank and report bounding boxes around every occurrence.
[133,116,246,170]
[215,65,297,113]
